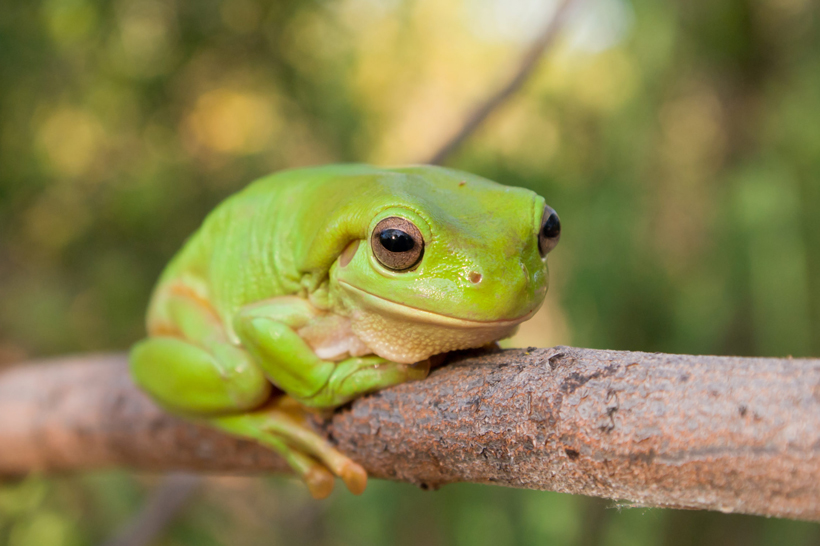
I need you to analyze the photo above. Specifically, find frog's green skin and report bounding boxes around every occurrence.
[130,164,557,498]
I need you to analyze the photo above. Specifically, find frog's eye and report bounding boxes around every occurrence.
[538,206,561,257]
[371,217,424,271]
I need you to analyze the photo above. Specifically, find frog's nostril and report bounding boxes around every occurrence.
[469,271,483,284]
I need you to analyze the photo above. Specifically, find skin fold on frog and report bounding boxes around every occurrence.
[130,164,561,498]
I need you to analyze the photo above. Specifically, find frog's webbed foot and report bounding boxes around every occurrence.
[210,397,366,499]
[302,355,431,409]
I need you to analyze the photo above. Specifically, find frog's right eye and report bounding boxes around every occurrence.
[371,217,424,271]
[538,206,561,257]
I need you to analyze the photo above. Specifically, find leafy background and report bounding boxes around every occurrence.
[1,0,820,544]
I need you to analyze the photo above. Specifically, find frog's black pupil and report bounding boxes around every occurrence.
[379,229,415,252]
[542,213,561,239]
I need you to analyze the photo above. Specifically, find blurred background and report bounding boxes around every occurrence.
[1,0,819,544]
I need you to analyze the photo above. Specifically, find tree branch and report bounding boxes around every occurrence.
[428,0,576,165]
[2,346,820,521]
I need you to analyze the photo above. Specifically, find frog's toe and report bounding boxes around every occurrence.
[305,464,336,499]
[340,460,368,495]
[407,358,432,380]
[210,402,368,497]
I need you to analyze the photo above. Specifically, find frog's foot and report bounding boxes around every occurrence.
[210,398,366,499]
[304,355,431,409]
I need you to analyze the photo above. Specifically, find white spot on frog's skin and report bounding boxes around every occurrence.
[314,336,371,360]
[520,262,531,287]
[338,240,359,268]
[297,314,371,361]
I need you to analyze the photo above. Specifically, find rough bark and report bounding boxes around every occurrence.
[1,346,819,521]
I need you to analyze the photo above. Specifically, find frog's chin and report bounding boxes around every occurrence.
[337,280,537,328]
[337,280,538,364]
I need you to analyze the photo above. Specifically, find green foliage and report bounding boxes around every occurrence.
[1,0,819,543]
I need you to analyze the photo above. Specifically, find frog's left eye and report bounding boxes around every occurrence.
[371,217,424,271]
[538,206,561,257]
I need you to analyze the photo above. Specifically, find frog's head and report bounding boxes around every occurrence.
[316,165,560,363]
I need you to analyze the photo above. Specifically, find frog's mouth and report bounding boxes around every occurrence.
[338,281,538,328]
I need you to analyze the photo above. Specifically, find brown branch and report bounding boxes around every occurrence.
[2,347,820,521]
[427,0,576,165]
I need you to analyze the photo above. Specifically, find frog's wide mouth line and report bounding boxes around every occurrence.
[338,280,537,328]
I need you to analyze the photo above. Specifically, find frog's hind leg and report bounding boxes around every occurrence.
[130,336,271,414]
[134,288,370,497]
[211,398,368,498]
[130,336,364,498]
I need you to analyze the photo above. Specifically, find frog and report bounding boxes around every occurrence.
[129,164,561,499]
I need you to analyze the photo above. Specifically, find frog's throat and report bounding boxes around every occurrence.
[337,281,537,327]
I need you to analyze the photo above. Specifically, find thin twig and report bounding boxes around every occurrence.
[428,0,576,165]
[101,473,202,546]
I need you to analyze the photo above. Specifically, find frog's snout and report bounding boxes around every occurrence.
[459,260,539,320]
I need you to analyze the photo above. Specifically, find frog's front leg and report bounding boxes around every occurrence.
[214,296,429,496]
[233,296,430,409]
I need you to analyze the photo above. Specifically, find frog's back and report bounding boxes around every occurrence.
[146,164,394,335]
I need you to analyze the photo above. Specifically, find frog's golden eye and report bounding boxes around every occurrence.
[538,206,561,257]
[371,217,424,271]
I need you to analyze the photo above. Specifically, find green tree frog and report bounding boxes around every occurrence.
[130,164,561,498]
